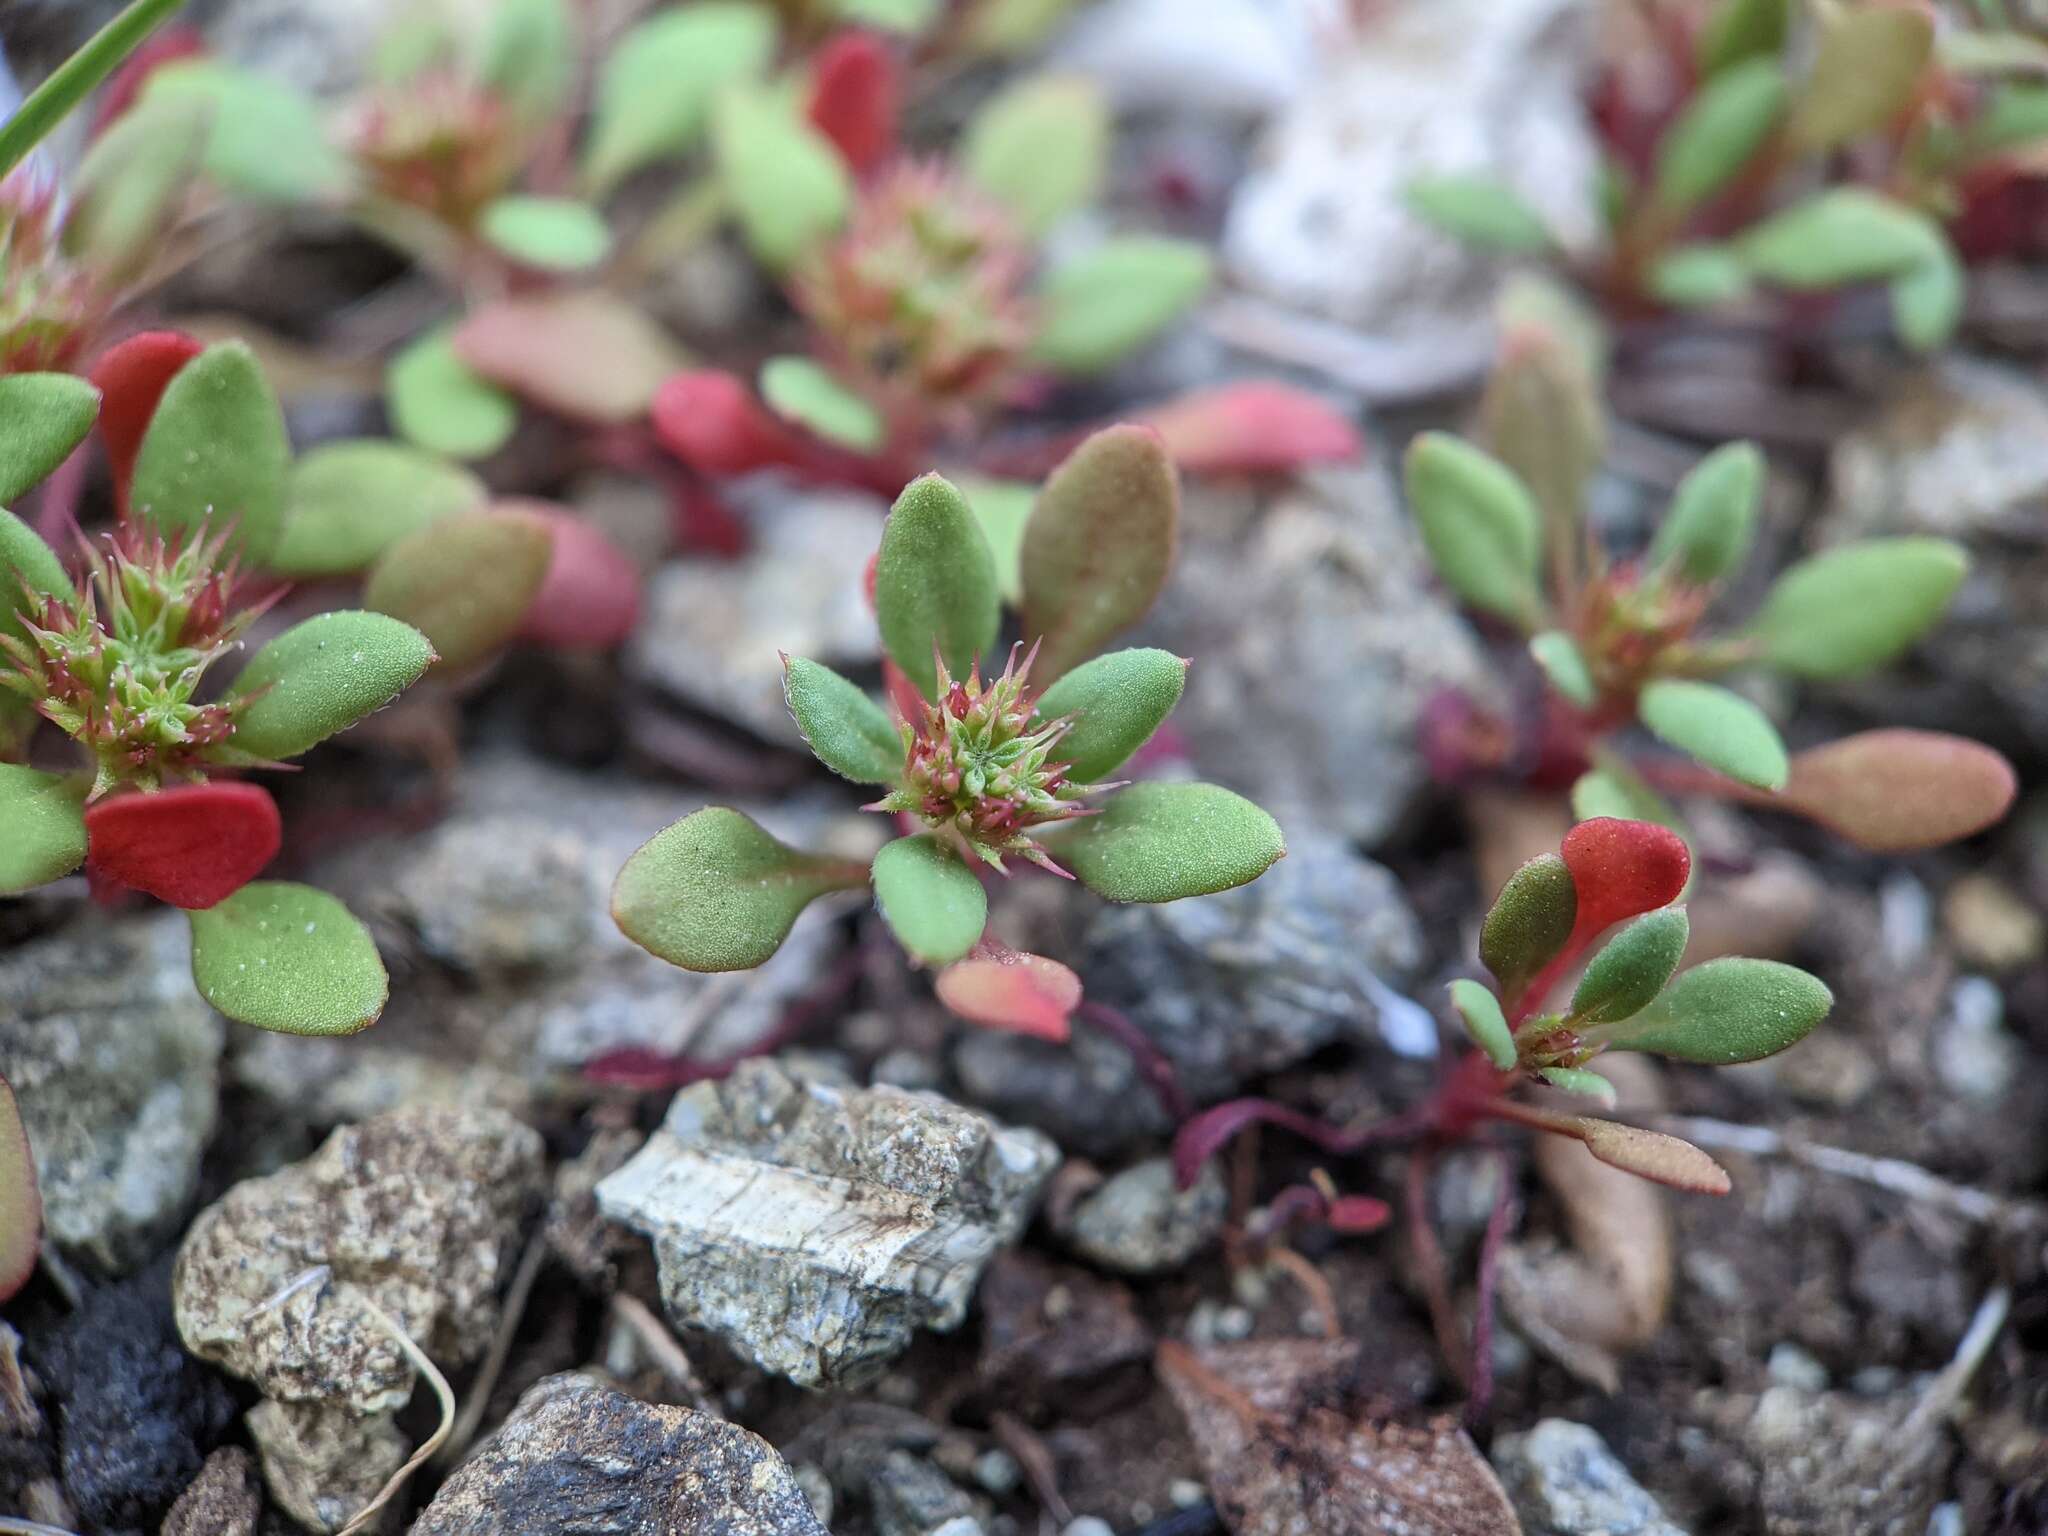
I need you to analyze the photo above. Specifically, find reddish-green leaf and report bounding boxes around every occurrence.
[0,1073,39,1305]
[1479,853,1576,1002]
[1571,1117,1730,1195]
[363,508,553,671]
[271,440,485,577]
[1135,383,1361,475]
[1020,426,1178,683]
[87,329,203,510]
[511,501,643,650]
[454,293,685,426]
[936,945,1081,1041]
[1601,957,1831,1064]
[874,473,1002,699]
[1558,818,1690,956]
[1772,729,2016,852]
[613,807,868,972]
[1786,8,1933,154]
[84,782,280,909]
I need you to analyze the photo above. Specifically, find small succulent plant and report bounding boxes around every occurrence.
[1406,0,2048,349]
[612,427,1284,1030]
[0,362,436,1037]
[1406,298,2015,854]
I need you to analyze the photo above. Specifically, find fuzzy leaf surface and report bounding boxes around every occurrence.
[188,881,389,1034]
[1571,908,1689,1025]
[783,656,900,785]
[1020,425,1177,683]
[0,508,76,650]
[1404,432,1543,627]
[1052,781,1283,903]
[129,340,289,562]
[1774,729,2015,852]
[1746,537,1966,679]
[613,807,866,972]
[271,441,485,576]
[1638,679,1788,791]
[1031,647,1186,782]
[1572,1118,1730,1194]
[874,473,1001,698]
[0,764,87,895]
[1479,853,1576,1000]
[1605,957,1831,1064]
[229,610,437,760]
[87,329,203,508]
[1449,978,1516,1070]
[84,782,280,909]
[0,373,99,505]
[872,834,988,965]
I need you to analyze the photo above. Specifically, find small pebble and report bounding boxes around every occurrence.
[1062,1520,1116,1536]
[1767,1342,1830,1393]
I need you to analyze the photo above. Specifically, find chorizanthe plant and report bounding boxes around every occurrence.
[612,426,1284,1026]
[0,364,435,1038]
[1408,294,2016,854]
[1403,0,2048,348]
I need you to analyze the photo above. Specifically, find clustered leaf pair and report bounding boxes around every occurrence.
[1406,0,2048,349]
[0,356,438,1036]
[1406,297,2015,855]
[613,426,1284,1032]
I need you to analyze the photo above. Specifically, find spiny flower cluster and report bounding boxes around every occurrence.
[1,525,275,796]
[0,173,103,374]
[1565,565,1716,704]
[868,643,1107,874]
[342,71,520,229]
[794,160,1036,428]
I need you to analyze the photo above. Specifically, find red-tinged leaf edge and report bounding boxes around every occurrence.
[84,781,282,910]
[505,499,643,648]
[89,330,204,513]
[1136,382,1363,474]
[651,369,808,477]
[807,31,899,179]
[88,24,208,138]
[1775,729,2017,852]
[1489,1099,1732,1194]
[1516,818,1689,1016]
[934,942,1082,1040]
[0,1073,38,1305]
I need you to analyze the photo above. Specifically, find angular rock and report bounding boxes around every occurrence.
[0,913,223,1272]
[597,1059,1059,1388]
[1491,1419,1687,1536]
[30,1259,236,1534]
[1222,0,1600,396]
[161,1446,264,1536]
[248,1399,406,1536]
[1055,1159,1227,1276]
[1706,1385,1948,1536]
[870,1450,984,1536]
[629,489,882,748]
[407,1371,828,1536]
[173,1106,546,1415]
[956,821,1426,1153]
[387,815,598,978]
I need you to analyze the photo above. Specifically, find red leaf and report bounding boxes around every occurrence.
[505,499,643,648]
[453,293,683,425]
[88,25,207,139]
[935,943,1082,1040]
[0,1073,39,1306]
[89,331,204,513]
[84,782,281,910]
[1326,1194,1393,1234]
[807,32,900,178]
[1137,383,1363,475]
[1775,729,2016,852]
[651,370,808,477]
[668,478,750,558]
[1558,817,1689,951]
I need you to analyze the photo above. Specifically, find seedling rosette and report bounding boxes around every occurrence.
[1407,294,2015,854]
[612,427,1284,1037]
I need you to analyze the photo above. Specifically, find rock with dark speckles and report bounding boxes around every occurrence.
[406,1372,829,1535]
[161,1446,264,1536]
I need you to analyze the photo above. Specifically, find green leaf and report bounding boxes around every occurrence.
[1599,956,1831,1064]
[1746,537,1967,679]
[0,764,87,895]
[1637,679,1788,791]
[962,75,1108,235]
[1571,764,1681,831]
[1786,9,1933,153]
[1736,189,1943,288]
[1032,238,1213,374]
[1019,425,1178,683]
[1403,432,1544,627]
[1647,441,1762,585]
[270,441,485,577]
[128,340,290,564]
[871,834,988,965]
[477,0,573,122]
[612,807,867,971]
[0,507,75,651]
[0,374,99,505]
[1651,57,1787,215]
[1049,781,1284,903]
[1449,978,1517,1071]
[0,0,186,180]
[1647,243,1753,308]
[1529,631,1596,708]
[1890,241,1964,353]
[582,2,777,193]
[832,0,943,29]
[1403,174,1553,253]
[1031,647,1187,781]
[874,473,1001,699]
[478,195,613,273]
[713,88,852,271]
[188,881,389,1035]
[964,0,1083,55]
[363,508,554,672]
[958,477,1035,604]
[63,89,212,278]
[145,61,349,203]
[759,356,884,453]
[387,327,518,461]
[1571,908,1689,1026]
[782,656,900,785]
[1538,1066,1617,1105]
[228,611,437,761]
[1479,852,1576,1001]
[1698,0,1789,74]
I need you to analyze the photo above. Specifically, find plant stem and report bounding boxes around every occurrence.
[0,0,187,181]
